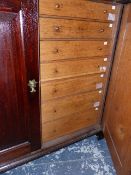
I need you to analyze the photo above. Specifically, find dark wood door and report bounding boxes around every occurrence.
[103,4,131,175]
[0,0,40,163]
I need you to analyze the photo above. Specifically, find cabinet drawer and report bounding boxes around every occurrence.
[42,109,99,142]
[42,91,102,123]
[40,41,111,62]
[40,18,113,39]
[39,0,117,22]
[41,58,108,81]
[41,74,105,101]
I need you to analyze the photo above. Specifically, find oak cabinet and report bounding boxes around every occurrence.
[40,18,114,39]
[0,1,131,175]
[39,0,119,21]
[40,0,122,146]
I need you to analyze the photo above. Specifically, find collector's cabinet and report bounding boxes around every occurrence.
[0,1,131,175]
[39,0,122,147]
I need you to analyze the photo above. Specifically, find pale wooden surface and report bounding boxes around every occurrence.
[41,58,108,81]
[41,74,105,101]
[42,90,102,123]
[39,0,121,143]
[40,41,111,62]
[42,109,100,142]
[40,18,113,39]
[39,0,118,21]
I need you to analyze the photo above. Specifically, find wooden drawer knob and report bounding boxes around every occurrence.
[55,3,61,9]
[98,47,102,51]
[104,10,107,14]
[54,26,61,32]
[99,29,105,33]
[53,48,59,54]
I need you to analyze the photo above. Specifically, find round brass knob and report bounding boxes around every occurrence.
[55,3,61,9]
[99,29,105,32]
[54,26,60,32]
[104,10,107,14]
[98,47,102,50]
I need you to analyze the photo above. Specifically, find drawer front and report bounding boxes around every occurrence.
[41,74,105,101]
[40,41,111,62]
[42,91,102,123]
[40,18,113,39]
[42,109,99,142]
[41,58,108,81]
[39,0,117,21]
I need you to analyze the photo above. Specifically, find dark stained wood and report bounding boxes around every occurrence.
[0,0,21,13]
[0,142,31,163]
[115,0,131,3]
[95,0,131,4]
[103,4,131,175]
[21,0,41,151]
[0,0,40,164]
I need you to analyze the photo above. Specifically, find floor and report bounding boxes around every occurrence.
[2,136,116,175]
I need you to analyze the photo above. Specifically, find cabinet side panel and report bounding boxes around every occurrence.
[103,4,131,175]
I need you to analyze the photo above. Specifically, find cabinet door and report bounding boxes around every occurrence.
[0,0,40,163]
[103,4,131,175]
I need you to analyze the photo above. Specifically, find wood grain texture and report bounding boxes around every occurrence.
[41,74,105,101]
[0,0,20,13]
[0,0,40,164]
[103,4,131,175]
[41,58,108,81]
[40,17,113,39]
[0,142,31,164]
[42,109,100,142]
[40,40,111,62]
[22,0,41,151]
[42,91,102,123]
[40,0,122,147]
[39,0,118,21]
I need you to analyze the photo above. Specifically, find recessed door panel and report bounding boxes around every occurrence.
[0,0,40,161]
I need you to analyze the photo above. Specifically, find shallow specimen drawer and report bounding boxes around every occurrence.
[39,0,117,22]
[40,18,113,39]
[42,90,102,123]
[41,58,108,81]
[41,74,105,101]
[42,109,100,142]
[40,41,111,62]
